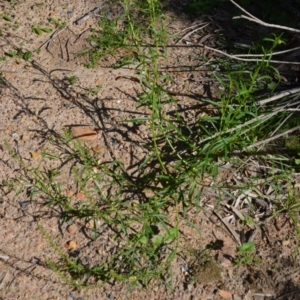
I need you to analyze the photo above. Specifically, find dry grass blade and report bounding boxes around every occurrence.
[192,110,280,149]
[247,125,300,149]
[276,290,300,300]
[175,22,210,45]
[214,211,242,246]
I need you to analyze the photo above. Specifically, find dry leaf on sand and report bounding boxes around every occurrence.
[66,224,78,234]
[30,151,41,159]
[64,240,77,250]
[219,289,232,300]
[75,192,86,200]
[71,127,97,141]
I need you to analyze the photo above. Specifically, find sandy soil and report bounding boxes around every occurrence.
[0,1,300,299]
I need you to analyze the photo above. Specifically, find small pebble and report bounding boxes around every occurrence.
[11,132,19,139]
[107,293,114,300]
[67,11,73,17]
[63,103,73,109]
[181,264,189,273]
[111,139,119,146]
[19,201,28,209]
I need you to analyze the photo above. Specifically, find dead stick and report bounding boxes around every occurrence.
[65,38,70,62]
[38,27,66,50]
[58,36,64,59]
[73,7,102,25]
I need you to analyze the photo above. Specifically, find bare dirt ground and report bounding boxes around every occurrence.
[1,1,300,299]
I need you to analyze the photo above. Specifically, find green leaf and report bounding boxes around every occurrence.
[238,242,255,253]
[243,255,253,263]
[152,235,163,247]
[165,227,178,241]
[23,51,32,61]
[32,27,43,35]
[3,15,12,22]
[138,235,148,244]
[41,27,52,33]
[7,51,17,58]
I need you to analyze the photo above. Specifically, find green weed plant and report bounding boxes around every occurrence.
[2,0,300,290]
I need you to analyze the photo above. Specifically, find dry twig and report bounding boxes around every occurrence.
[195,1,300,65]
[257,87,300,105]
[73,7,102,25]
[230,0,300,33]
[175,22,210,45]
[213,211,242,246]
[234,46,300,57]
[199,44,300,65]
[247,125,300,149]
[38,27,67,50]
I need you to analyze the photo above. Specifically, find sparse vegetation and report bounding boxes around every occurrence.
[1,0,300,294]
[65,75,78,85]
[32,24,52,35]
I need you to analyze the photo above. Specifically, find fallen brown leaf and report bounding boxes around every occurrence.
[95,78,102,85]
[30,151,41,159]
[75,192,86,200]
[90,145,102,154]
[219,289,232,300]
[71,127,97,141]
[64,240,77,250]
[66,224,77,234]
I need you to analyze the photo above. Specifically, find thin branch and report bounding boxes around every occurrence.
[174,22,209,35]
[73,6,102,25]
[270,113,295,137]
[38,27,67,50]
[200,44,300,64]
[246,125,300,149]
[65,38,70,62]
[213,211,241,246]
[196,111,277,147]
[229,0,260,22]
[194,101,295,149]
[73,28,90,44]
[234,46,300,57]
[176,23,210,45]
[233,15,300,33]
[257,87,300,105]
[230,0,300,33]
